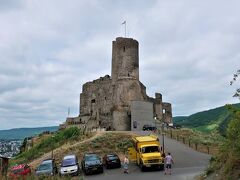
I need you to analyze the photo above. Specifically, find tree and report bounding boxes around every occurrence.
[230,69,240,98]
[221,69,240,178]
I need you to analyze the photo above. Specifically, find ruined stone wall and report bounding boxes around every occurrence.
[153,93,163,120]
[162,102,172,123]
[80,75,113,117]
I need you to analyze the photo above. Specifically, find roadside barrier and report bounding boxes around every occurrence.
[162,129,219,155]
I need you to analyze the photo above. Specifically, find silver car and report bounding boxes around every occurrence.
[35,159,58,176]
[60,154,80,176]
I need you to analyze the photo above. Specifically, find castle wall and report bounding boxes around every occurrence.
[112,108,130,131]
[131,101,154,131]
[80,75,113,117]
[162,102,172,123]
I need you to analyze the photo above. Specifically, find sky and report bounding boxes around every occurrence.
[0,0,239,130]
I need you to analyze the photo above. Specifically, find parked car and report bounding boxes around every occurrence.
[59,154,80,176]
[81,153,103,175]
[103,153,121,169]
[9,164,31,179]
[142,124,157,131]
[35,159,58,176]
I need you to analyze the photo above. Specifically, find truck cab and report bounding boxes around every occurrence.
[128,135,164,171]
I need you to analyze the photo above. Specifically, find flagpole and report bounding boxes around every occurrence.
[125,21,126,37]
[122,21,127,37]
[68,107,70,116]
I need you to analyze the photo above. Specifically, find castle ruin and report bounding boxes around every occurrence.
[60,37,172,131]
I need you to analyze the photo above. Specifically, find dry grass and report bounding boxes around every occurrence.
[163,128,223,155]
[29,131,136,170]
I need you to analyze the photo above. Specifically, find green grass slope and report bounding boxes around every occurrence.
[173,103,240,134]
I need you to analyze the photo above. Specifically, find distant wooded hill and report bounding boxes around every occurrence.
[173,103,240,135]
[0,126,58,140]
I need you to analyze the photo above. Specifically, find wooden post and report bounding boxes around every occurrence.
[170,129,173,138]
[183,137,185,144]
[188,139,191,147]
[207,146,210,154]
[195,143,198,150]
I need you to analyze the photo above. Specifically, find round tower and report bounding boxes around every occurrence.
[111,37,139,82]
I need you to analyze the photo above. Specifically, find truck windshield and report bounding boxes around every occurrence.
[142,146,159,153]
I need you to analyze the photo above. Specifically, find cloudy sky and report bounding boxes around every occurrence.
[0,0,239,130]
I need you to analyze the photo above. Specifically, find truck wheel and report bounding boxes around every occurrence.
[139,162,145,172]
[159,164,164,171]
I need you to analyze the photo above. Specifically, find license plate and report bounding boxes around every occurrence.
[146,164,151,167]
[92,167,97,171]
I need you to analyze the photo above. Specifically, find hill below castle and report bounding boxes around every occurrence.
[173,103,240,135]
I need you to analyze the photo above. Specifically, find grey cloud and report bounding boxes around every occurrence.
[0,0,239,129]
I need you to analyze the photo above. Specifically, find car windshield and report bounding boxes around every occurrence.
[85,155,99,161]
[62,158,76,167]
[38,163,52,171]
[108,155,118,160]
[11,168,24,174]
[142,146,160,153]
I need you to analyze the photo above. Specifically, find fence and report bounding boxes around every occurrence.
[162,129,219,155]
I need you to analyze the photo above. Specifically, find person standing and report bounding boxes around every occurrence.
[123,155,129,174]
[164,152,174,175]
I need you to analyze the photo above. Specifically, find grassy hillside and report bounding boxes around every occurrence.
[0,126,58,140]
[173,103,240,135]
[11,127,135,170]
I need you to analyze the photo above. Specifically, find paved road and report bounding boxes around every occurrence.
[82,132,211,180]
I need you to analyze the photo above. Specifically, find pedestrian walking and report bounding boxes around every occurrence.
[164,152,174,175]
[123,155,129,174]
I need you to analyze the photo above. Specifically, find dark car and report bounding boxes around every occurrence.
[9,164,31,179]
[103,153,121,169]
[81,153,103,175]
[35,159,58,176]
[59,154,80,176]
[142,125,157,131]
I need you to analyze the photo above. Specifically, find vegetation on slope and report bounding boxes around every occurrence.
[11,128,135,171]
[173,103,240,135]
[205,105,240,179]
[12,127,85,165]
[203,70,240,179]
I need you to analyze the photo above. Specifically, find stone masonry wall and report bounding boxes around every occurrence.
[80,75,113,117]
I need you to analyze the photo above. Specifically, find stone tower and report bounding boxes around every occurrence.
[111,37,139,82]
[111,38,145,130]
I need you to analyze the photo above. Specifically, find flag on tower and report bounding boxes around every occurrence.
[122,21,126,25]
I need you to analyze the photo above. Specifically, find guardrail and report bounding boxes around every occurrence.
[160,129,219,155]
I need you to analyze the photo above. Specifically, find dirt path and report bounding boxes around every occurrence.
[29,131,102,168]
[29,131,137,169]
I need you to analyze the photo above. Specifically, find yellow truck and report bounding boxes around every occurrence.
[128,134,164,171]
